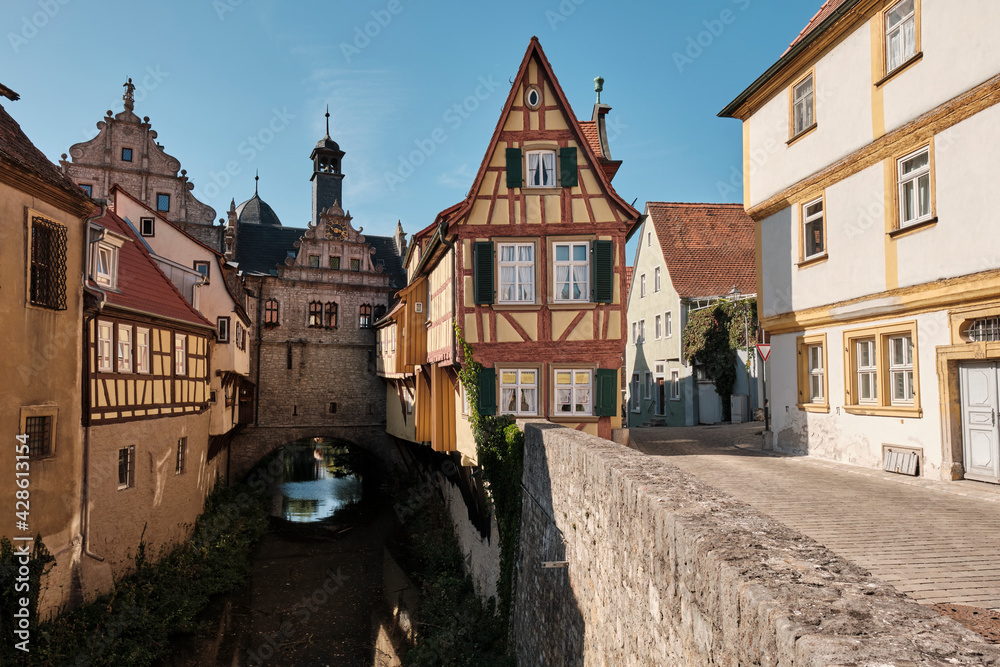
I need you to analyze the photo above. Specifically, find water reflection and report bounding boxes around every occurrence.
[274,439,363,523]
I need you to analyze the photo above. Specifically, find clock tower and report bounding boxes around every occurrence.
[310,107,345,226]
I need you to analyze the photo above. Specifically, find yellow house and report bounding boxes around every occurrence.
[0,86,95,614]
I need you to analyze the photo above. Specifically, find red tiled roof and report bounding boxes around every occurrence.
[785,0,851,54]
[647,202,756,299]
[624,266,634,298]
[0,100,92,204]
[91,208,214,329]
[578,121,604,159]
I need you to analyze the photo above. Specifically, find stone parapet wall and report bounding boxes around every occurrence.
[514,420,1000,666]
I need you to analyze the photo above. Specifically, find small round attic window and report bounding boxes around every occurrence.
[525,86,541,110]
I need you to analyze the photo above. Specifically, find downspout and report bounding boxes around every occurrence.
[82,217,108,562]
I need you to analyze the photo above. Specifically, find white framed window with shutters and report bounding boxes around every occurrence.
[802,197,825,261]
[554,369,592,417]
[553,242,589,302]
[499,369,538,417]
[526,150,556,188]
[897,146,933,229]
[498,243,535,303]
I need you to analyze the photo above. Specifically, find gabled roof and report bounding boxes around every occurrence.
[647,202,755,299]
[0,100,92,208]
[91,208,214,329]
[437,37,640,233]
[110,184,223,257]
[785,0,851,54]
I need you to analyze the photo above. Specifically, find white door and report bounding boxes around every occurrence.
[697,381,722,425]
[960,362,1000,483]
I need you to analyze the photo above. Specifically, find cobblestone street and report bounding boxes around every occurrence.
[631,423,1000,611]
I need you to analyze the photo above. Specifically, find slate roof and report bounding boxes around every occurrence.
[0,99,92,203]
[91,208,214,329]
[367,234,407,291]
[234,224,306,275]
[647,202,756,299]
[235,192,283,227]
[786,0,852,54]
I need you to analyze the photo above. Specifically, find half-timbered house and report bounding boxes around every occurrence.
[81,206,219,591]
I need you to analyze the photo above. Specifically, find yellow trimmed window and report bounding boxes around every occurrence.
[796,334,828,412]
[844,322,921,417]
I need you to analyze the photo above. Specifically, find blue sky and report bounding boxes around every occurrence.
[3,0,817,249]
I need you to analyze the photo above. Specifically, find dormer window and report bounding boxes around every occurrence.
[94,242,119,289]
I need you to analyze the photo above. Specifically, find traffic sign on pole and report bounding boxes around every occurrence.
[756,344,771,362]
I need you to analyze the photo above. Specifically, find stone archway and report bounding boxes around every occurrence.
[228,425,403,482]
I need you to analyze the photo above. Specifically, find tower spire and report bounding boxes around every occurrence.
[325,105,330,137]
[254,170,259,195]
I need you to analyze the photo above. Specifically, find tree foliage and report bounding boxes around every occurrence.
[682,298,758,421]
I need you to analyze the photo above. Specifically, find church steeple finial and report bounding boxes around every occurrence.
[254,170,259,195]
[325,105,330,137]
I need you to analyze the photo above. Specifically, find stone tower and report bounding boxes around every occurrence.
[310,107,345,226]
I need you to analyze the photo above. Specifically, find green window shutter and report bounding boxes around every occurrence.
[506,148,523,189]
[559,147,578,187]
[473,242,494,305]
[591,240,614,303]
[477,368,496,416]
[594,369,617,417]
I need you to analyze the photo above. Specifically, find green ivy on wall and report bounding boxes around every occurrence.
[682,298,758,421]
[455,322,523,634]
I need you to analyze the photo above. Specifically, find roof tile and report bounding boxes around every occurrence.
[647,202,756,299]
[785,0,851,53]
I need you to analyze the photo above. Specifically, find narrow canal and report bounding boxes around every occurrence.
[164,438,411,667]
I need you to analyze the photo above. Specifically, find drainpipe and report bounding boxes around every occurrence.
[81,215,108,563]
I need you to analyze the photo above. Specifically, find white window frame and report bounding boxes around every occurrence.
[94,243,117,289]
[498,369,539,417]
[670,370,681,400]
[654,363,666,416]
[639,319,646,344]
[640,274,646,298]
[117,324,133,374]
[646,231,651,247]
[654,267,661,293]
[552,242,590,302]
[139,217,154,237]
[555,369,593,417]
[666,312,673,338]
[217,317,230,343]
[632,322,637,345]
[97,321,113,372]
[498,242,535,303]
[175,333,187,376]
[802,197,825,260]
[792,73,815,137]
[136,327,150,374]
[655,314,662,340]
[889,335,914,405]
[526,150,557,188]
[644,371,652,400]
[857,338,878,404]
[885,0,917,74]
[897,147,932,228]
[630,373,640,413]
[175,438,186,475]
[118,445,135,490]
[807,344,824,403]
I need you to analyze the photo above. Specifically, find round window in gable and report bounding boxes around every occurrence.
[525,86,542,110]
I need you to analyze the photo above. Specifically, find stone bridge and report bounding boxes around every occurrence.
[227,424,404,481]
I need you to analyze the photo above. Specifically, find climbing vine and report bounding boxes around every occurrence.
[682,298,758,421]
[455,321,523,634]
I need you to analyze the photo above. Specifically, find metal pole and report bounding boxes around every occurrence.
[763,356,769,432]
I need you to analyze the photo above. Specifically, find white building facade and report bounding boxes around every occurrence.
[722,0,1000,481]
